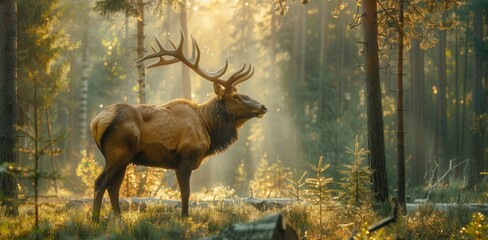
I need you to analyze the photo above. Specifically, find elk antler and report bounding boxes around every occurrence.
[137,30,254,89]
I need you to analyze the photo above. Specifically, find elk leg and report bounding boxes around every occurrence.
[92,148,133,221]
[107,165,128,216]
[92,169,110,221]
[92,176,106,221]
[176,162,192,216]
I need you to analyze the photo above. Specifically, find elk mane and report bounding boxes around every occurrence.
[200,97,239,155]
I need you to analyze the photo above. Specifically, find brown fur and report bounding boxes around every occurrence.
[91,91,267,220]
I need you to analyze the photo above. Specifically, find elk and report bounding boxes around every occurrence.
[90,31,267,220]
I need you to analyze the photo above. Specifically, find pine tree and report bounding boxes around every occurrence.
[338,136,372,207]
[305,156,333,232]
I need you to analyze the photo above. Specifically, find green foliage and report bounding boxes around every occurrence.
[120,165,168,198]
[75,150,169,198]
[234,159,248,195]
[281,203,310,237]
[457,212,488,240]
[285,169,307,200]
[338,136,372,206]
[249,155,292,198]
[305,156,334,205]
[94,0,138,16]
[406,204,459,239]
[75,150,102,195]
[17,0,72,124]
[305,156,334,237]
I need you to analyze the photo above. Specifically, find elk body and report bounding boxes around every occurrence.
[91,32,267,220]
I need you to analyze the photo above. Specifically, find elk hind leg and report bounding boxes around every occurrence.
[92,170,108,221]
[107,164,128,215]
[92,150,132,220]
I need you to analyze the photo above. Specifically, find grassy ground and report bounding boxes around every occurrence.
[1,200,485,240]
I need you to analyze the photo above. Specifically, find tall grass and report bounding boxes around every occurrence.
[1,199,485,239]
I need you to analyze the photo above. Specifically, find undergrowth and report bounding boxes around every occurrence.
[1,200,485,239]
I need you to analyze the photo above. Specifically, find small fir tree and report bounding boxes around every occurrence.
[459,212,488,240]
[285,169,307,200]
[305,156,333,234]
[249,155,292,198]
[338,136,372,207]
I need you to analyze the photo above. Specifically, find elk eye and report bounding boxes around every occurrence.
[233,95,240,101]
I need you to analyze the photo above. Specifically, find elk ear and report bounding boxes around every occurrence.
[213,83,225,99]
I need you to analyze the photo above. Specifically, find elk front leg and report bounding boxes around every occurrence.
[176,161,192,216]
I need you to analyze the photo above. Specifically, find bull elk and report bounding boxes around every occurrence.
[90,31,267,220]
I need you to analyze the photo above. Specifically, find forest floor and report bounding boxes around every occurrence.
[1,197,487,239]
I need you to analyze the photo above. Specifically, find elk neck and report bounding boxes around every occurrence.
[198,97,239,155]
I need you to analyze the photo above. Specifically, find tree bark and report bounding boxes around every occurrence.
[409,39,426,187]
[78,16,89,151]
[136,0,146,104]
[180,0,191,100]
[396,0,406,214]
[362,0,388,202]
[0,0,18,216]
[470,6,484,186]
[437,28,449,175]
[454,22,460,161]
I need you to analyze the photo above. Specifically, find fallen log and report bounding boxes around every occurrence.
[66,197,302,210]
[407,202,488,214]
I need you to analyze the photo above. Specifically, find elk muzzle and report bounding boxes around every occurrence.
[253,105,267,118]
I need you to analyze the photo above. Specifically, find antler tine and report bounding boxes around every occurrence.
[227,63,253,86]
[233,63,253,80]
[168,39,177,49]
[226,64,247,83]
[232,66,254,87]
[189,36,201,67]
[138,34,181,68]
[176,29,185,52]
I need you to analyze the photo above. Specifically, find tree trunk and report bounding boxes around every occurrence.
[0,0,18,216]
[410,39,426,187]
[134,0,149,196]
[437,28,448,175]
[299,7,306,86]
[470,6,484,186]
[337,15,346,109]
[136,0,146,104]
[180,0,191,100]
[319,0,326,119]
[78,17,89,151]
[461,18,469,164]
[362,0,388,202]
[396,0,406,214]
[454,22,460,161]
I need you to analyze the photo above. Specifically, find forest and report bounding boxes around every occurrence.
[0,0,487,239]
